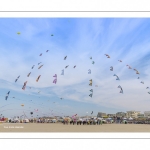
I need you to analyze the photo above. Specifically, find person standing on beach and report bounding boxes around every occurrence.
[100,119,102,125]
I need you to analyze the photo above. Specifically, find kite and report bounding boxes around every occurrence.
[90,89,93,92]
[88,69,91,74]
[65,65,69,68]
[92,61,95,64]
[89,93,93,97]
[53,74,57,84]
[61,69,64,75]
[38,65,43,69]
[91,111,93,115]
[17,32,21,35]
[39,53,42,56]
[90,57,92,59]
[38,62,42,65]
[118,60,122,62]
[141,81,144,84]
[137,77,140,79]
[89,79,92,86]
[60,98,63,100]
[27,72,31,77]
[126,65,132,69]
[146,87,149,89]
[30,112,33,115]
[31,65,35,69]
[22,81,27,90]
[118,85,123,93]
[133,69,140,74]
[113,74,120,80]
[15,79,18,82]
[64,56,67,60]
[89,88,93,97]
[5,91,10,100]
[148,92,150,94]
[53,79,57,84]
[21,104,24,107]
[51,34,54,36]
[34,109,38,112]
[53,74,57,78]
[110,66,113,71]
[105,54,110,58]
[46,50,49,52]
[95,85,98,87]
[36,75,41,82]
[73,65,76,68]
[38,91,40,93]
[15,75,20,82]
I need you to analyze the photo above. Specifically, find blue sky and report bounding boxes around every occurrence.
[0,18,150,118]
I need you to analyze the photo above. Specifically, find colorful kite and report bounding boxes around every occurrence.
[36,75,41,82]
[22,81,27,90]
[89,79,92,86]
[53,74,57,84]
[126,65,132,69]
[105,54,110,58]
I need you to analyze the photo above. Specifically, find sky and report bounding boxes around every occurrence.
[0,18,150,118]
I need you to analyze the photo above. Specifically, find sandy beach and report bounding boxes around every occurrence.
[0,123,150,132]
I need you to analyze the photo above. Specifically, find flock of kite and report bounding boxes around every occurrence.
[2,48,149,117]
[104,54,150,94]
[1,30,150,119]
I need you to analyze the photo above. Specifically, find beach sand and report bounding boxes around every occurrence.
[0,123,150,132]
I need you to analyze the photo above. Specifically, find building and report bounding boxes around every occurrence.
[116,112,126,117]
[144,111,150,118]
[126,111,140,118]
[137,114,145,118]
[97,112,107,118]
[107,114,116,117]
